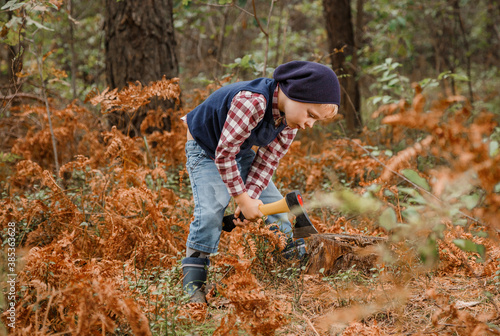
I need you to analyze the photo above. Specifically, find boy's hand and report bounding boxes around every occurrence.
[234,192,264,221]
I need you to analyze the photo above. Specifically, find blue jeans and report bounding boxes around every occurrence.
[185,140,292,254]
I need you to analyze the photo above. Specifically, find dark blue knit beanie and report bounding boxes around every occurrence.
[273,61,341,105]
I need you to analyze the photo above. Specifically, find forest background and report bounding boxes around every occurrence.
[0,0,499,335]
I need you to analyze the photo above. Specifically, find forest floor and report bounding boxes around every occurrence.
[1,79,499,335]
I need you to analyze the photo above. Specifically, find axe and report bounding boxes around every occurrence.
[222,190,318,238]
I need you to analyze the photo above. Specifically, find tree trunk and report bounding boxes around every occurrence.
[68,0,77,100]
[214,6,230,78]
[452,0,473,103]
[105,0,178,137]
[306,233,386,275]
[322,0,362,134]
[486,0,500,67]
[2,8,25,110]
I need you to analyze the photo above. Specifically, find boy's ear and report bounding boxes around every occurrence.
[331,113,344,122]
[320,104,339,120]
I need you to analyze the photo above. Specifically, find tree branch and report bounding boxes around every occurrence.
[0,93,46,103]
[252,0,268,38]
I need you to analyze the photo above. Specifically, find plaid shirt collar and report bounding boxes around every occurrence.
[272,86,286,127]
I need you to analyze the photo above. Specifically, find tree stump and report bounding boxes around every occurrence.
[306,234,387,276]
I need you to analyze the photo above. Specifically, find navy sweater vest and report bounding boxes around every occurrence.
[186,78,286,158]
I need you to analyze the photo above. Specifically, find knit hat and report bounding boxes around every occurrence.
[273,61,341,105]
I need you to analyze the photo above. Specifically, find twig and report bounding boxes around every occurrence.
[1,14,27,116]
[0,93,45,103]
[459,255,500,317]
[262,0,276,76]
[197,1,253,17]
[42,288,60,333]
[439,323,466,328]
[251,0,268,38]
[251,0,275,77]
[452,0,474,104]
[195,0,275,76]
[68,0,77,99]
[340,84,359,124]
[36,52,60,174]
[143,136,153,169]
[295,312,320,336]
[49,331,73,336]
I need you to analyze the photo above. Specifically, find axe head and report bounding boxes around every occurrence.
[286,191,318,238]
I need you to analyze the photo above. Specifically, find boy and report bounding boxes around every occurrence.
[182,61,340,303]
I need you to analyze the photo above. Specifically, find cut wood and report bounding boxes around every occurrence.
[306,233,387,276]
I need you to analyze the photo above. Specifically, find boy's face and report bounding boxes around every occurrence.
[278,89,338,130]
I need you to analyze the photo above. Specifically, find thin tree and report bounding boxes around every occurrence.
[322,0,362,134]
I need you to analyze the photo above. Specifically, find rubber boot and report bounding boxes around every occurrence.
[282,238,307,260]
[182,257,209,303]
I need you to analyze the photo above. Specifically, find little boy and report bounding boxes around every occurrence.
[182,61,340,303]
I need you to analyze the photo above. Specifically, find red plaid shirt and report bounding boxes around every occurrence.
[215,87,297,199]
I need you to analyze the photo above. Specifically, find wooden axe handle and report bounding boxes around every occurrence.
[258,197,290,216]
[222,194,294,232]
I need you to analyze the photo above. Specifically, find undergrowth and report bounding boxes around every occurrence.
[0,78,499,335]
